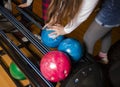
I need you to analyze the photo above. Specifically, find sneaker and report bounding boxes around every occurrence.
[94,55,109,64]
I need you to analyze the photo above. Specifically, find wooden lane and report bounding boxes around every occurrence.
[0,65,16,87]
[0,51,16,87]
[0,54,30,87]
[0,33,32,87]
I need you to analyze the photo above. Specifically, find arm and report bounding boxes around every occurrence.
[18,0,33,8]
[44,0,99,38]
[64,0,99,33]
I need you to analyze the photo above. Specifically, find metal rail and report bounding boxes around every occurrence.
[12,0,44,26]
[0,30,54,87]
[0,5,50,55]
[0,55,24,87]
[0,4,54,87]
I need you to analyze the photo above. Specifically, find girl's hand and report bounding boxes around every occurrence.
[47,24,67,39]
[18,3,28,8]
[42,17,55,29]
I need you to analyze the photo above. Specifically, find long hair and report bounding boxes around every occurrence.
[46,0,82,25]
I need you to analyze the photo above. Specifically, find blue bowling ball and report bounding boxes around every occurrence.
[41,28,64,48]
[58,38,83,62]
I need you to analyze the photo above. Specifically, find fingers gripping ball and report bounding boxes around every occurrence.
[40,51,71,82]
[41,28,64,48]
[9,62,26,80]
[58,38,83,62]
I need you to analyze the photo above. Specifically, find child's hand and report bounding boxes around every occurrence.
[18,0,33,8]
[48,24,67,39]
[18,3,29,8]
[42,17,55,30]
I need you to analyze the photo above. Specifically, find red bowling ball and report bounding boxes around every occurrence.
[40,51,71,82]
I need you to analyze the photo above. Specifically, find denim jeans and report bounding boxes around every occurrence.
[95,0,120,28]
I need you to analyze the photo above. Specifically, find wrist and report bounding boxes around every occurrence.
[64,27,72,34]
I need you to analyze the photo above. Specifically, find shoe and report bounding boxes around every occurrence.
[94,55,109,64]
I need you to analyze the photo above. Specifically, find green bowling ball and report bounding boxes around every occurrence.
[9,62,26,80]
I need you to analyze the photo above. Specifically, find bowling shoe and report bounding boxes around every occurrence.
[94,55,109,64]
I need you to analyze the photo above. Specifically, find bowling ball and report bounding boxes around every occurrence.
[40,51,71,82]
[58,38,83,62]
[41,28,64,48]
[9,62,26,80]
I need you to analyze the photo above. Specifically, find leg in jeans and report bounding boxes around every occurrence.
[83,20,112,58]
[100,30,112,53]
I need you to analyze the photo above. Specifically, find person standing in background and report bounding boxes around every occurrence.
[83,0,120,64]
